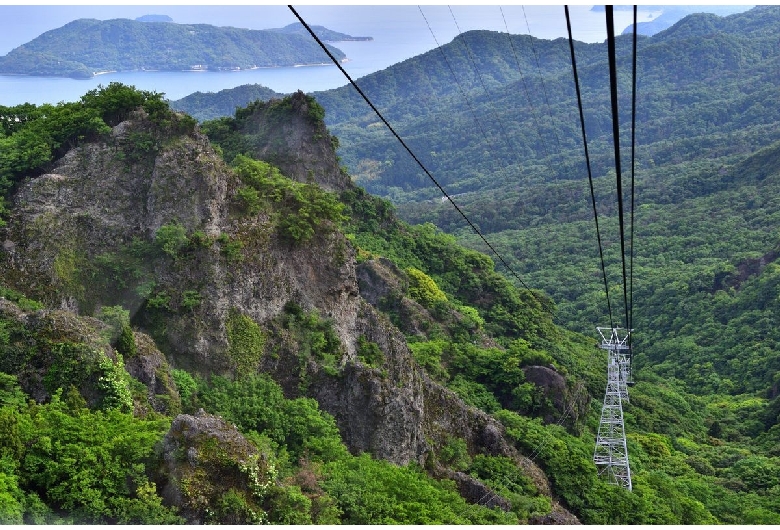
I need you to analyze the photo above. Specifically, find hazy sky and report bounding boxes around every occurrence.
[0,4,752,56]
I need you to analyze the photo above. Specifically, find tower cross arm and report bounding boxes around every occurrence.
[597,326,632,349]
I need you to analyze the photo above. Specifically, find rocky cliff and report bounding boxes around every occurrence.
[0,91,578,523]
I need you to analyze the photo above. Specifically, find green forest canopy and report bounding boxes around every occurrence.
[0,40,778,521]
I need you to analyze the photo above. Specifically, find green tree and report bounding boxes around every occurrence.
[17,391,180,523]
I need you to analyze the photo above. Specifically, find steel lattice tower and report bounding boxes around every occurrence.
[593,327,632,490]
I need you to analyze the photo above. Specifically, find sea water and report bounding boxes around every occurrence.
[0,5,704,107]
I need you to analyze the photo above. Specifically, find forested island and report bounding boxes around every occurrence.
[0,18,356,79]
[269,22,373,42]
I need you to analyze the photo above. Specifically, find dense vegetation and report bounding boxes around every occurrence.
[335,192,780,525]
[2,6,780,520]
[327,7,780,524]
[0,18,347,78]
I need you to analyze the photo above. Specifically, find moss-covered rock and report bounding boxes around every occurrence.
[0,298,121,407]
[124,331,182,416]
[158,410,275,524]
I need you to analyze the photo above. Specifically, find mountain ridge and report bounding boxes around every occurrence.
[1,4,779,524]
[0,17,350,79]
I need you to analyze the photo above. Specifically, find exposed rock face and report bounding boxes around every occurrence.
[0,108,361,375]
[356,257,405,307]
[232,90,351,193]
[307,303,427,465]
[357,258,436,338]
[0,108,429,467]
[0,101,580,522]
[0,109,227,315]
[420,371,553,497]
[124,331,181,415]
[447,470,512,511]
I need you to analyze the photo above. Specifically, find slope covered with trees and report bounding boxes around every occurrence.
[0,80,778,523]
[319,10,780,523]
[0,18,348,78]
[168,6,780,522]
[171,84,284,122]
[313,6,780,202]
[303,7,780,395]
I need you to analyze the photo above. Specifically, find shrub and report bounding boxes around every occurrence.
[154,221,188,259]
[356,336,384,368]
[406,267,448,307]
[226,310,266,374]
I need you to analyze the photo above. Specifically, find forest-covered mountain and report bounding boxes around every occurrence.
[0,18,351,79]
[173,84,284,123]
[311,6,780,200]
[167,5,780,523]
[319,7,780,484]
[0,78,778,523]
[305,5,780,388]
[0,4,779,525]
[269,22,372,42]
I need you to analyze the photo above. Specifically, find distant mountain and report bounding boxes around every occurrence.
[269,22,372,42]
[621,5,753,36]
[171,84,284,122]
[135,14,173,23]
[0,18,348,79]
[308,6,780,203]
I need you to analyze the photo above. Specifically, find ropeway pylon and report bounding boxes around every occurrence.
[593,327,632,490]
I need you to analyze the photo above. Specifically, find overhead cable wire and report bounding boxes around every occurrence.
[288,5,544,307]
[629,6,638,357]
[605,5,631,331]
[417,7,499,176]
[519,5,566,153]
[564,5,614,330]
[499,7,559,167]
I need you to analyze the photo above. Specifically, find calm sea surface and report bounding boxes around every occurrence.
[0,6,670,107]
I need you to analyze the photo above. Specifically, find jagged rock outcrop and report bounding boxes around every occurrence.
[306,301,427,464]
[0,299,116,406]
[356,256,406,307]
[124,331,181,415]
[229,90,351,193]
[356,257,437,338]
[0,98,579,522]
[1,107,361,373]
[0,297,181,414]
[0,105,428,465]
[420,371,553,494]
[447,470,512,511]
